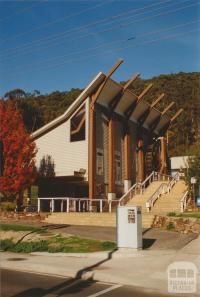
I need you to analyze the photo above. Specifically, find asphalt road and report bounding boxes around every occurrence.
[1,269,198,297]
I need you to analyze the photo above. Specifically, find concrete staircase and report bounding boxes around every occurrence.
[125,179,187,227]
[150,180,187,215]
[127,181,168,209]
[43,177,187,229]
[44,212,155,228]
[44,212,116,227]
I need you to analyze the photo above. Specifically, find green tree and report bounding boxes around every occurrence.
[38,155,55,177]
[184,142,200,198]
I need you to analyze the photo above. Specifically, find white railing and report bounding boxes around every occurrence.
[167,172,180,193]
[146,183,169,212]
[119,171,171,206]
[146,172,180,212]
[119,183,140,206]
[140,171,155,194]
[38,197,119,213]
[180,190,189,213]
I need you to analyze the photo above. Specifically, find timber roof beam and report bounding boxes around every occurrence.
[109,73,140,112]
[137,83,153,101]
[151,93,165,108]
[126,83,153,119]
[90,59,124,109]
[170,108,183,123]
[162,102,175,115]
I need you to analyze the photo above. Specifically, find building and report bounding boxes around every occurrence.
[170,156,189,177]
[32,60,183,204]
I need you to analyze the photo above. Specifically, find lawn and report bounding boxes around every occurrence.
[0,223,116,253]
[0,235,116,253]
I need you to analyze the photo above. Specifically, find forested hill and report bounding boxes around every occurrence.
[4,72,200,156]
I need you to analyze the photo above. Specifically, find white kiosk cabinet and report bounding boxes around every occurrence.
[117,206,142,249]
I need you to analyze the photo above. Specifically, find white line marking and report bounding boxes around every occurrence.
[86,284,122,297]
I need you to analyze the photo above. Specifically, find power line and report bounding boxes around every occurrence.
[3,26,200,76]
[1,0,177,54]
[0,0,46,22]
[0,0,114,42]
[5,19,200,72]
[2,0,195,58]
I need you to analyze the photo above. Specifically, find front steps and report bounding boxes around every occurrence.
[43,178,188,229]
[43,212,155,228]
[127,181,168,210]
[44,212,116,227]
[151,180,187,215]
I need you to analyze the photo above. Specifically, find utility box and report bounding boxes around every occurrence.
[116,206,142,249]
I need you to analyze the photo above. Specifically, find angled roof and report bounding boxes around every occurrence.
[32,72,106,139]
[94,77,171,134]
[32,69,172,139]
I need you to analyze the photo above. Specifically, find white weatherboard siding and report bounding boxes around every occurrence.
[170,156,189,170]
[35,99,89,179]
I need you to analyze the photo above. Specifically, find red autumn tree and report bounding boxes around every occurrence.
[0,99,37,208]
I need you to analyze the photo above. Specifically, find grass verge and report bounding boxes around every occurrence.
[0,235,116,253]
[167,212,200,218]
[0,223,43,233]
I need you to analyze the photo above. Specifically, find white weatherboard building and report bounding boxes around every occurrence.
[170,156,189,177]
[32,61,183,211]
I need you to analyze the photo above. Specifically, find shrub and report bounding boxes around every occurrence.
[0,201,16,212]
[166,222,175,230]
[167,212,177,217]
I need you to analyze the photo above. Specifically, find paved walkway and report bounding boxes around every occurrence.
[1,236,200,295]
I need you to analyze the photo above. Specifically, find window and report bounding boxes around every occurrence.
[115,151,121,184]
[70,105,86,142]
[96,148,104,175]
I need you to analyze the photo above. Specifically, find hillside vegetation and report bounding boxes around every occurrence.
[4,72,200,156]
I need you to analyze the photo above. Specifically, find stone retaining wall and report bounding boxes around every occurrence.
[153,215,200,234]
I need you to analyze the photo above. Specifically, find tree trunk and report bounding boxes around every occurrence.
[16,191,23,212]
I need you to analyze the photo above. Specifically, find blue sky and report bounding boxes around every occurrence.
[0,0,200,96]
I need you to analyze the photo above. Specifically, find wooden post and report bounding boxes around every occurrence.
[108,117,115,199]
[160,137,167,174]
[88,96,96,199]
[124,126,131,192]
[137,139,144,182]
[124,132,131,180]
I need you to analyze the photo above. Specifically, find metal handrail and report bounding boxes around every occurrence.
[167,172,179,192]
[146,183,168,212]
[146,172,180,212]
[119,171,172,207]
[119,182,140,206]
[180,190,189,213]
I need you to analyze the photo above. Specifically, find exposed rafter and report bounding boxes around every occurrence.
[151,93,165,108]
[126,83,153,119]
[90,59,124,110]
[162,102,175,115]
[137,83,153,101]
[170,108,183,122]
[123,73,140,90]
[109,73,140,112]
